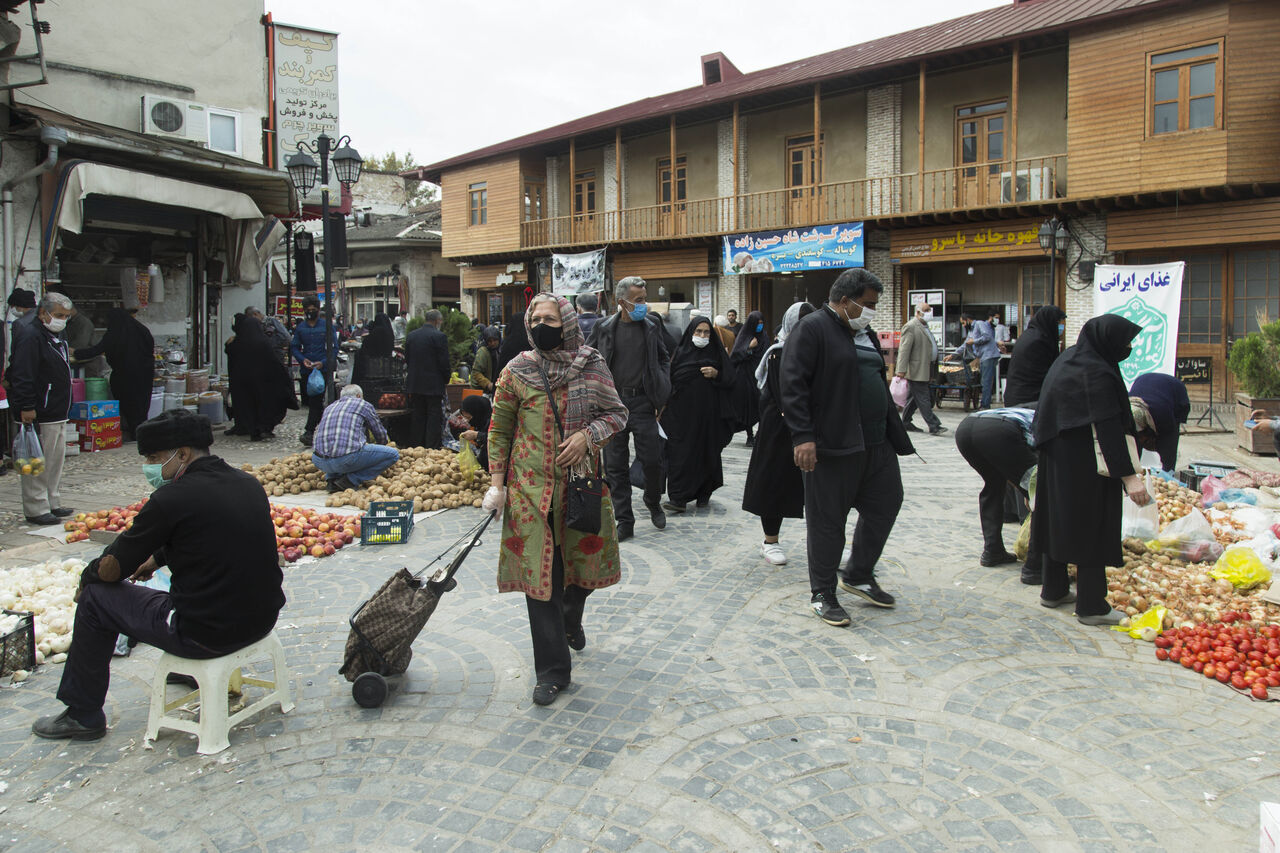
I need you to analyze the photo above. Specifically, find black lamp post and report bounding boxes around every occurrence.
[1038,216,1069,325]
[286,134,363,402]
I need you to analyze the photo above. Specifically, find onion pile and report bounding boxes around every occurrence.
[1152,478,1200,526]
[0,558,86,669]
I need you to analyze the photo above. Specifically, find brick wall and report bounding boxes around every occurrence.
[864,228,897,323]
[1063,213,1110,343]
[546,156,560,219]
[866,84,902,215]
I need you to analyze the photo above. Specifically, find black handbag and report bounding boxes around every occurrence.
[536,363,603,534]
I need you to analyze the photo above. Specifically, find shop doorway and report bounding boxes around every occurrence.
[747,270,839,334]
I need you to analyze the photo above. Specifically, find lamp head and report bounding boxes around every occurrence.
[331,143,363,187]
[285,149,319,196]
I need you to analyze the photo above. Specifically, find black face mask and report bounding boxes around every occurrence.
[531,323,563,352]
[306,310,319,320]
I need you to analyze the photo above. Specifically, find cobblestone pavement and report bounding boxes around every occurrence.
[1,408,1278,851]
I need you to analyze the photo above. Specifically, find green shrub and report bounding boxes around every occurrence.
[1228,313,1280,398]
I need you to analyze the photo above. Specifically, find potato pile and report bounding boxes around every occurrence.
[1153,478,1200,526]
[241,446,485,513]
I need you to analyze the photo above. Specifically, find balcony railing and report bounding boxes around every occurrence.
[518,154,1066,250]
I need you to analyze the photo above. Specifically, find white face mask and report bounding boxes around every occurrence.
[691,336,710,348]
[846,302,874,331]
[43,316,67,333]
[919,311,933,322]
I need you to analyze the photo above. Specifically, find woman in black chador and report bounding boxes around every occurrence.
[729,310,770,445]
[225,313,297,441]
[661,316,736,513]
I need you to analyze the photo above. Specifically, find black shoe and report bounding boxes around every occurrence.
[695,498,710,508]
[979,550,1019,567]
[617,523,634,542]
[839,579,896,608]
[50,507,74,518]
[166,673,199,689]
[532,682,566,706]
[250,432,264,442]
[566,625,586,651]
[929,426,949,435]
[646,503,666,530]
[225,425,247,436]
[1020,567,1043,585]
[25,513,60,526]
[32,709,106,741]
[810,591,851,627]
[903,423,923,433]
[300,432,313,447]
[661,500,686,514]
[327,478,344,493]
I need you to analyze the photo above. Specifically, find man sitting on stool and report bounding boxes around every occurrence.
[311,384,400,492]
[31,410,285,742]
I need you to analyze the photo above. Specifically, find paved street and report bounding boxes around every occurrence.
[1,407,1277,852]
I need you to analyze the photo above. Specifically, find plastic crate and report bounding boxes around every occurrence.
[1177,469,1205,491]
[1,609,36,676]
[360,500,415,546]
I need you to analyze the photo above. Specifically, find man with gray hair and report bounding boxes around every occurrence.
[404,308,451,448]
[587,276,671,540]
[310,383,399,491]
[246,305,290,365]
[9,291,75,525]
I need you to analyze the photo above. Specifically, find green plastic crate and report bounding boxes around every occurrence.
[361,500,415,546]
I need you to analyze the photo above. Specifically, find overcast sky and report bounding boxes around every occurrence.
[264,0,1007,171]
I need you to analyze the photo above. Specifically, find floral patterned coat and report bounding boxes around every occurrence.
[489,369,626,600]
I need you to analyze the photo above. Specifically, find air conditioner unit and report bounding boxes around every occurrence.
[140,94,209,144]
[1000,166,1054,203]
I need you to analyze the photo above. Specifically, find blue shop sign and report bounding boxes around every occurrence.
[722,222,863,274]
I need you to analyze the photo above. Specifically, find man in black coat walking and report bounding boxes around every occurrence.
[404,309,452,448]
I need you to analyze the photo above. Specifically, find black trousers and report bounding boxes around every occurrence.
[803,442,903,595]
[604,396,663,526]
[298,367,325,434]
[901,379,942,430]
[954,417,1035,556]
[57,583,244,727]
[409,393,443,449]
[524,542,591,688]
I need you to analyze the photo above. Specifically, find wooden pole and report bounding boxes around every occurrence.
[918,61,926,210]
[669,115,677,235]
[614,126,622,216]
[1010,43,1020,172]
[569,137,576,243]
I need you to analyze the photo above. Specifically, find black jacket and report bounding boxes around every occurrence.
[588,312,672,410]
[9,312,72,422]
[90,456,285,648]
[404,324,452,396]
[780,305,914,456]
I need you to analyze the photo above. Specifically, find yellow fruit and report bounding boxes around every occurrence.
[20,464,32,475]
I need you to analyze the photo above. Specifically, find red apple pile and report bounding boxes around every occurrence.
[63,501,148,543]
[271,504,361,563]
[1154,612,1280,700]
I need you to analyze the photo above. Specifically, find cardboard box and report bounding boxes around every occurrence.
[75,417,122,436]
[69,400,120,420]
[1262,802,1280,852]
[79,433,123,453]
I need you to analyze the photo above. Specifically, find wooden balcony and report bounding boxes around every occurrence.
[519,155,1066,251]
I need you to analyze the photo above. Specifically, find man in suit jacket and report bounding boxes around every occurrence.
[404,309,452,448]
[895,302,946,435]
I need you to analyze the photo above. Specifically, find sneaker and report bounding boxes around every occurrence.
[299,432,313,447]
[532,682,566,706]
[1077,608,1125,626]
[617,523,634,542]
[903,422,923,433]
[50,507,75,518]
[811,591,850,627]
[840,579,896,608]
[645,503,666,530]
[979,550,1018,567]
[31,709,106,741]
[929,426,949,436]
[1041,592,1077,609]
[759,541,787,566]
[661,500,687,514]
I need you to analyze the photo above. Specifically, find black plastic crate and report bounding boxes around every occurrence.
[1178,469,1205,491]
[1,609,35,676]
[361,500,415,546]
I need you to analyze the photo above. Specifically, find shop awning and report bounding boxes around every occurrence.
[51,161,263,235]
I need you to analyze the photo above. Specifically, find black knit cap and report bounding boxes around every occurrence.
[7,288,35,308]
[136,409,214,456]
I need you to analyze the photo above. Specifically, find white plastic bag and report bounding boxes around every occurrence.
[889,375,910,408]
[1147,508,1222,563]
[1121,474,1159,539]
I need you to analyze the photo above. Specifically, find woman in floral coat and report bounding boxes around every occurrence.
[484,294,628,706]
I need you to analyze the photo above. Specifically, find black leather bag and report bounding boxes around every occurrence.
[537,363,603,534]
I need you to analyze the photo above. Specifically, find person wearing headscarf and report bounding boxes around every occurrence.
[224,313,296,441]
[73,307,155,439]
[1129,372,1190,471]
[1030,314,1149,626]
[730,310,770,445]
[496,310,531,377]
[484,294,629,706]
[661,316,736,513]
[470,326,502,393]
[712,315,736,351]
[742,302,814,565]
[1004,305,1067,407]
[459,393,492,470]
[352,313,394,388]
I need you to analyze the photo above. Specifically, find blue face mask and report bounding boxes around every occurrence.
[1057,323,1065,335]
[628,302,648,322]
[143,450,179,490]
[756,323,764,333]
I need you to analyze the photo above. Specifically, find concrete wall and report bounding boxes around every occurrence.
[16,0,268,164]
[623,122,719,208]
[351,171,409,216]
[550,147,605,218]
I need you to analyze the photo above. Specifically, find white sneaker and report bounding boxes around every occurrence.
[759,541,787,565]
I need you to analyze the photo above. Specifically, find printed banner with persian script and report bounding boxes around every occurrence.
[1093,262,1185,387]
[552,249,606,296]
[722,222,863,274]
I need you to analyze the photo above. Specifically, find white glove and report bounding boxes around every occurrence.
[482,486,506,514]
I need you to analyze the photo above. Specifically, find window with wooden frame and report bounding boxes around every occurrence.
[468,182,487,226]
[523,178,545,221]
[657,156,687,207]
[574,170,596,216]
[1148,40,1222,136]
[955,100,1008,176]
[1233,249,1280,338]
[785,134,823,190]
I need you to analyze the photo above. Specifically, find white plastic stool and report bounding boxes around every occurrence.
[145,630,294,755]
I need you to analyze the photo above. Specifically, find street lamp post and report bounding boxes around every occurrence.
[1038,216,1069,331]
[285,134,363,403]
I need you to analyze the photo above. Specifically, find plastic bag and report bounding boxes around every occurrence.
[1145,508,1223,563]
[1230,506,1274,538]
[1218,488,1258,505]
[1209,545,1273,590]
[457,441,481,482]
[306,368,325,397]
[1201,474,1226,507]
[889,375,910,408]
[1014,515,1032,562]
[1111,605,1167,641]
[1120,475,1159,540]
[12,423,44,477]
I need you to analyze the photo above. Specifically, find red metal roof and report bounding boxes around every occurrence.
[414,0,1187,181]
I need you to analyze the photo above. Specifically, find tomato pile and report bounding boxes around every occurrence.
[63,501,147,542]
[1154,612,1280,700]
[270,504,360,563]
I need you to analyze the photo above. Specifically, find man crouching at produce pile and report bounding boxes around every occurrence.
[31,409,286,742]
[310,384,400,492]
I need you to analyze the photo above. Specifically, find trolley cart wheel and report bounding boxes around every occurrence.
[353,671,389,708]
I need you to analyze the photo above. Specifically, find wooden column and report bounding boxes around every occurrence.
[614,127,622,215]
[568,137,576,243]
[669,115,677,235]
[918,61,926,210]
[1010,43,1020,168]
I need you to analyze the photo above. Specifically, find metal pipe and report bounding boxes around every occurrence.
[2,125,66,305]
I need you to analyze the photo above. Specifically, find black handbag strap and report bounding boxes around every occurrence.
[535,361,599,477]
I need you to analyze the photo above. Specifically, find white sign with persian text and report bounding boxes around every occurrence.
[1093,262,1185,387]
[272,24,339,203]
